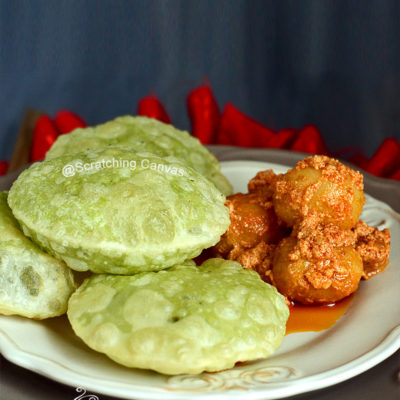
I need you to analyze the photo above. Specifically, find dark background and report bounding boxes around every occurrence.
[1,0,400,160]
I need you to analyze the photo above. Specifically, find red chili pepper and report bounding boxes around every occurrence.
[54,110,86,134]
[137,96,171,124]
[0,161,8,176]
[291,125,328,155]
[187,85,220,144]
[267,129,297,149]
[365,138,400,177]
[333,147,369,170]
[30,115,60,162]
[389,168,400,181]
[348,153,369,170]
[216,103,273,147]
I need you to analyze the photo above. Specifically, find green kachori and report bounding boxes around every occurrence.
[67,258,289,375]
[0,192,76,319]
[46,116,233,195]
[8,148,230,274]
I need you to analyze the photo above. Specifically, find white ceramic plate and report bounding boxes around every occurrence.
[1,160,399,400]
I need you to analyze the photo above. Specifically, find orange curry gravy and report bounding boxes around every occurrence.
[285,295,353,335]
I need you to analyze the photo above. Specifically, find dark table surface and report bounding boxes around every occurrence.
[1,147,399,400]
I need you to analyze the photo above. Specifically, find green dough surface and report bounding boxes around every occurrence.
[46,116,233,195]
[8,148,230,274]
[0,192,76,319]
[67,258,289,375]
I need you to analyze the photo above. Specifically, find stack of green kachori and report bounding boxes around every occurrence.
[1,116,289,375]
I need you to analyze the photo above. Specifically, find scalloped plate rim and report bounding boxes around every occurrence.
[1,324,399,400]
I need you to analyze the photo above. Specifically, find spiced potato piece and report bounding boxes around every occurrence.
[212,192,287,283]
[272,215,363,304]
[273,156,365,229]
[353,220,391,280]
[247,169,278,199]
[217,192,287,251]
